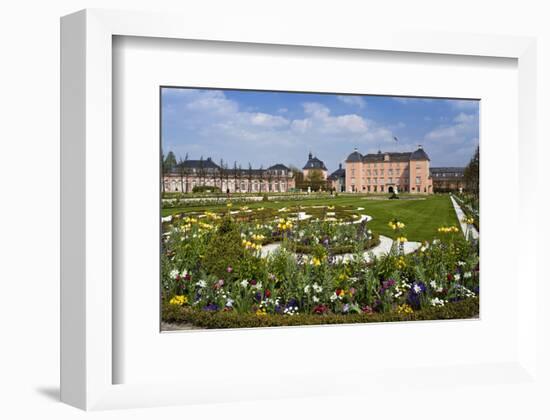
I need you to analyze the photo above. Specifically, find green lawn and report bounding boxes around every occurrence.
[162,194,459,243]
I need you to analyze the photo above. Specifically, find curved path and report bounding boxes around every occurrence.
[260,235,421,262]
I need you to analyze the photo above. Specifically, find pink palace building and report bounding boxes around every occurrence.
[344,145,433,194]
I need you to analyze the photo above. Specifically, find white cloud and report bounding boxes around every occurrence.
[292,102,372,135]
[422,109,479,165]
[447,99,479,110]
[337,95,366,108]
[453,112,475,123]
[163,89,478,170]
[185,90,238,115]
[249,112,289,128]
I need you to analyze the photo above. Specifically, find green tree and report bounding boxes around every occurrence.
[305,169,326,191]
[463,146,479,196]
[163,151,177,172]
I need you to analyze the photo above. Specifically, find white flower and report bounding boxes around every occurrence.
[226,299,234,307]
[457,261,466,266]
[240,279,248,287]
[430,297,445,307]
[169,269,179,279]
[313,296,320,303]
[196,280,207,288]
[312,283,323,293]
[413,284,422,294]
[464,272,472,279]
[304,285,311,293]
[330,293,338,302]
[430,280,437,289]
[454,274,461,281]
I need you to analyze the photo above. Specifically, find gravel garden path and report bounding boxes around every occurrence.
[260,235,421,262]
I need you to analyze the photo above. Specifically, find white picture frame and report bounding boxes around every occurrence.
[61,8,542,411]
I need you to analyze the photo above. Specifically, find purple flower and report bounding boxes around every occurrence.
[202,303,219,312]
[285,298,298,310]
[381,279,396,290]
[249,279,258,286]
[254,291,262,302]
[342,303,350,314]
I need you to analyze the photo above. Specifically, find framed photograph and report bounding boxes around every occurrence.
[61,8,542,412]
[159,86,480,332]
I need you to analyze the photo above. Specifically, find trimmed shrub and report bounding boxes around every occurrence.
[162,297,479,329]
[192,185,222,194]
[201,217,247,280]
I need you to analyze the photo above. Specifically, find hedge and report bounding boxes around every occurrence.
[162,297,479,329]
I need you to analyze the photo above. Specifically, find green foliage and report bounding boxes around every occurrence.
[163,151,177,171]
[201,217,245,280]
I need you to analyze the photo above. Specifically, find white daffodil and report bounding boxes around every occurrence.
[454,274,461,281]
[464,272,472,279]
[413,284,422,294]
[240,279,248,288]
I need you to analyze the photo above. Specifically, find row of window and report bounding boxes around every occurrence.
[164,180,290,193]
[181,168,289,176]
[350,177,422,185]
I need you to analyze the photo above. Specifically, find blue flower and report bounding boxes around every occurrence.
[202,303,219,312]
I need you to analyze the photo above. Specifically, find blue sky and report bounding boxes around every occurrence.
[161,87,479,173]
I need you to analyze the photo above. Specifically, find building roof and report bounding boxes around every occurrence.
[346,150,363,163]
[346,145,431,163]
[328,163,345,180]
[410,146,430,161]
[267,163,291,171]
[303,153,327,170]
[178,157,220,169]
[168,158,292,176]
[362,151,411,162]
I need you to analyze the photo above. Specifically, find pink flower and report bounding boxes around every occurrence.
[227,266,233,273]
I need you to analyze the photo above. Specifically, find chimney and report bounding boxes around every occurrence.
[308,152,312,160]
[418,144,423,149]
[339,163,342,169]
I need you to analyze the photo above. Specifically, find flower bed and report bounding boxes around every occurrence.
[161,207,479,328]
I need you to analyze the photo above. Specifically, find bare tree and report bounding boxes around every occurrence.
[218,158,225,192]
[266,169,273,192]
[238,164,243,192]
[233,161,238,192]
[247,163,253,193]
[259,165,264,193]
[198,156,205,188]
